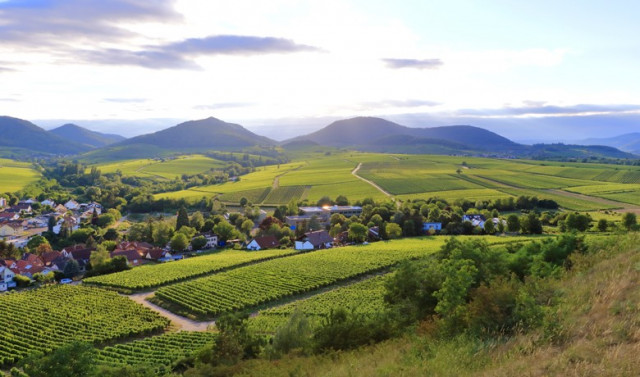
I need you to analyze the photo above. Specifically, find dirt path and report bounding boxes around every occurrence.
[546,189,640,213]
[128,292,216,331]
[351,163,392,197]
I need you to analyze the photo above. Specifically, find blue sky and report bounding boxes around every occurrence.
[0,0,638,140]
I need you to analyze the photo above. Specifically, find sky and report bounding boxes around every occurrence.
[1,0,639,141]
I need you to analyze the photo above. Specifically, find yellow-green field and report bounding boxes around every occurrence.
[92,155,226,180]
[0,158,40,193]
[128,152,640,210]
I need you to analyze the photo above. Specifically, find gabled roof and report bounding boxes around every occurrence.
[111,249,141,262]
[304,230,333,246]
[21,253,44,266]
[145,248,165,260]
[252,235,280,249]
[41,251,62,265]
[51,256,70,270]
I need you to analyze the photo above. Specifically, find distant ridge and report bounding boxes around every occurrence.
[581,133,640,154]
[0,116,90,155]
[49,124,125,148]
[118,117,275,149]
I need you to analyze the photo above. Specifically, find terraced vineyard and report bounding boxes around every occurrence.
[96,331,217,373]
[0,285,169,367]
[248,275,389,333]
[152,238,448,317]
[84,249,299,292]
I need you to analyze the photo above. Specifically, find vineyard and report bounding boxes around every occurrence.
[0,285,169,367]
[84,249,299,291]
[152,238,448,317]
[248,275,389,333]
[263,185,307,204]
[0,158,40,192]
[96,331,217,373]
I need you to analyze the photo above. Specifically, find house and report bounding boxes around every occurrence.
[423,222,442,232]
[41,251,63,267]
[0,212,19,222]
[145,248,170,261]
[40,199,56,207]
[247,235,280,251]
[6,203,32,214]
[51,256,70,271]
[54,204,67,215]
[0,265,16,291]
[53,214,79,235]
[0,197,6,208]
[368,226,380,240]
[295,230,333,250]
[0,222,23,237]
[64,200,80,210]
[20,198,36,204]
[297,206,363,224]
[462,214,486,228]
[61,244,94,269]
[21,253,44,267]
[114,241,153,257]
[199,233,218,249]
[111,249,145,266]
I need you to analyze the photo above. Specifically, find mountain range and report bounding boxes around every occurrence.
[0,114,637,160]
[580,133,640,155]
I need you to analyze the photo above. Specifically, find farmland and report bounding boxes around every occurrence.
[96,331,217,373]
[152,236,540,318]
[147,152,640,210]
[0,285,169,367]
[248,275,389,333]
[92,155,225,180]
[84,248,300,291]
[0,158,40,192]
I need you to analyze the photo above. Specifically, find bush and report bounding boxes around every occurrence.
[313,308,392,352]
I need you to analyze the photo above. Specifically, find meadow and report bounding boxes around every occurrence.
[0,158,40,192]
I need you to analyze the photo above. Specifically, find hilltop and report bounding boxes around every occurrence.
[0,116,90,155]
[49,123,125,148]
[581,132,640,154]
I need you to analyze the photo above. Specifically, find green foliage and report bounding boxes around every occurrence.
[20,341,97,377]
[63,259,81,278]
[507,214,520,232]
[385,222,402,239]
[26,235,49,250]
[191,235,207,250]
[348,222,368,243]
[213,221,238,242]
[176,206,189,230]
[312,308,392,352]
[0,285,168,367]
[622,212,637,230]
[170,233,189,252]
[97,213,116,228]
[268,310,313,357]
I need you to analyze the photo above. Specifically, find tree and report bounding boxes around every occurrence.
[152,221,174,246]
[191,235,207,250]
[316,196,332,207]
[20,341,96,377]
[176,206,189,230]
[190,211,205,231]
[170,233,189,252]
[335,195,349,206]
[177,225,197,239]
[348,223,368,243]
[507,214,520,233]
[85,236,97,249]
[27,235,49,251]
[597,218,608,232]
[90,246,111,269]
[524,213,543,234]
[483,219,496,234]
[623,212,637,231]
[214,221,238,242]
[103,228,119,241]
[239,197,249,207]
[91,208,99,226]
[48,215,56,233]
[385,222,402,239]
[63,259,80,278]
[97,213,115,228]
[241,219,254,235]
[36,243,53,256]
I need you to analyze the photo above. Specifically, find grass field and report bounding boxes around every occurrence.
[93,155,226,180]
[0,158,40,192]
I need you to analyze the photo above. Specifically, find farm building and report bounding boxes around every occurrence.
[247,235,280,251]
[423,222,442,232]
[295,230,333,250]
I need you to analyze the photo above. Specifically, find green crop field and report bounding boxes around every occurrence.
[263,185,307,204]
[397,188,511,202]
[0,158,40,192]
[248,275,389,334]
[84,249,300,291]
[218,187,271,204]
[96,331,217,373]
[0,285,169,367]
[93,155,226,180]
[152,236,539,318]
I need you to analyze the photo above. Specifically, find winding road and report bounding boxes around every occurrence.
[351,163,392,197]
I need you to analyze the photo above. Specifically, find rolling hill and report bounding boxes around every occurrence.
[118,117,275,149]
[49,124,125,148]
[581,133,640,154]
[286,116,636,159]
[0,116,91,155]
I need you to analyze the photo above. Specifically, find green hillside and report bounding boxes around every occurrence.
[0,116,90,155]
[49,123,125,148]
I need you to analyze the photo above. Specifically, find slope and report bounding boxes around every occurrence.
[0,116,91,155]
[49,123,125,148]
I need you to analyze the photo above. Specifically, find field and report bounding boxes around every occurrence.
[92,155,226,180]
[84,249,300,292]
[96,331,217,373]
[152,236,539,318]
[248,275,389,334]
[148,152,640,210]
[0,285,169,367]
[0,158,40,192]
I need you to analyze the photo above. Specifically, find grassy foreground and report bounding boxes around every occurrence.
[206,233,640,377]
